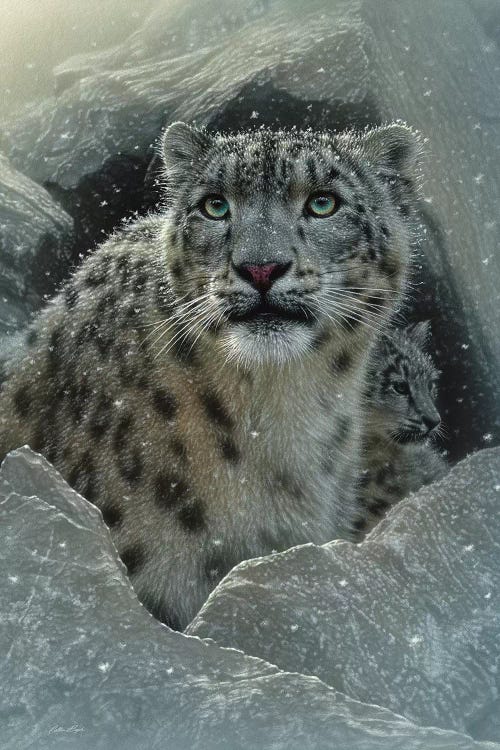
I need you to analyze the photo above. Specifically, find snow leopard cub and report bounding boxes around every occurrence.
[355,321,447,535]
[0,121,420,630]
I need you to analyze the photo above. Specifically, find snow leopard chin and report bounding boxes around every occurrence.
[218,321,315,368]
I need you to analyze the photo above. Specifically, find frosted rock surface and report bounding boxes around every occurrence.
[1,446,498,750]
[0,154,73,341]
[188,448,500,742]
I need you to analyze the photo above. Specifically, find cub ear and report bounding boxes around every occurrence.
[359,122,422,180]
[161,121,212,174]
[408,320,431,347]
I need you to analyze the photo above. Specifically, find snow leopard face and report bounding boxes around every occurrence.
[370,322,441,442]
[160,122,420,366]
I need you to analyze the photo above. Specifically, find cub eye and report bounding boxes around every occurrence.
[201,195,230,220]
[392,381,409,395]
[305,193,337,218]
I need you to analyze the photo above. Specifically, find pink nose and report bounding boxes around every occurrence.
[236,262,289,292]
[246,263,278,285]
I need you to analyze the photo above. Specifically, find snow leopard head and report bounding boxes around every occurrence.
[159,121,421,366]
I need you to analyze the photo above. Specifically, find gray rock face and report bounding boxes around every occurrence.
[0,0,498,458]
[187,448,500,743]
[1,446,499,750]
[0,154,73,341]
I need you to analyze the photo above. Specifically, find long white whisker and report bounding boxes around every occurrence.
[143,294,214,349]
[314,298,387,336]
[319,296,387,328]
[153,303,218,361]
[320,289,389,312]
[307,299,347,330]
[325,286,397,296]
[321,293,390,314]
[185,306,228,358]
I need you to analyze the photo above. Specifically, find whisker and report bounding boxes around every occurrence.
[319,296,388,329]
[142,293,214,349]
[319,267,420,291]
[308,299,363,334]
[320,289,390,311]
[185,305,228,358]
[138,292,192,328]
[153,319,202,361]
[320,286,400,300]
[152,302,219,361]
[319,302,387,336]
[321,293,390,314]
[149,304,208,353]
[318,293,402,326]
[325,286,397,295]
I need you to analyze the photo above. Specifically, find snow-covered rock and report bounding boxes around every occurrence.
[187,447,500,743]
[0,154,73,341]
[1,445,498,750]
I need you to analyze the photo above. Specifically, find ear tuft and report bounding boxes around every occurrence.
[359,122,422,179]
[161,121,211,173]
[408,320,431,347]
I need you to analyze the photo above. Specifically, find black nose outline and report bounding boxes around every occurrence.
[233,261,292,293]
[422,414,440,432]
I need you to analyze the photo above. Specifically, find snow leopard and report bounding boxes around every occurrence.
[355,321,447,536]
[0,121,420,630]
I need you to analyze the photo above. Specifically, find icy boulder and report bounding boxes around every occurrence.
[0,154,73,341]
[187,447,500,743]
[1,446,498,750]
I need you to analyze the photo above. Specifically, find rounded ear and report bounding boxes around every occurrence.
[359,122,422,180]
[408,320,431,347]
[161,121,212,174]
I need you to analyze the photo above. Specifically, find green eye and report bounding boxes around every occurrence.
[202,196,230,220]
[306,194,337,217]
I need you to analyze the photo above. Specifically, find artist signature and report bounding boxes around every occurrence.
[49,724,85,735]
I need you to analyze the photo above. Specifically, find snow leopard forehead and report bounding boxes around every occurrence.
[162,122,421,209]
[190,129,362,197]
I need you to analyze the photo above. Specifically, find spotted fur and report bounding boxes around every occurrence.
[355,322,448,535]
[0,122,421,630]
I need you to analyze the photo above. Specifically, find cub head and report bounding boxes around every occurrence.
[159,121,421,367]
[370,321,441,441]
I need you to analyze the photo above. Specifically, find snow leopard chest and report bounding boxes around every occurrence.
[182,367,362,551]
